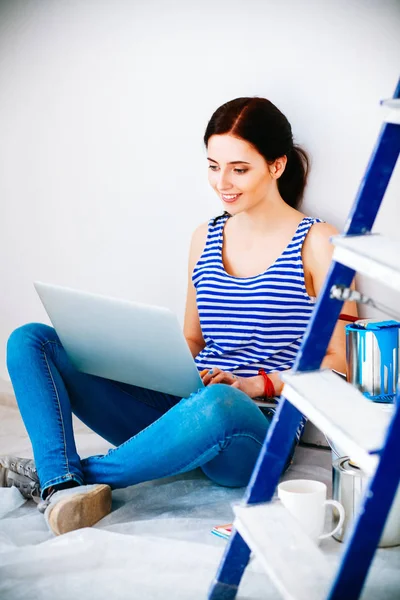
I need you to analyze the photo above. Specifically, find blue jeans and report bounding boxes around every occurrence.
[6,323,295,500]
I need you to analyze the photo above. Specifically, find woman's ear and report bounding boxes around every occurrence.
[271,155,287,179]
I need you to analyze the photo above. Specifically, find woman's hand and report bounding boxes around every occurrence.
[200,367,286,398]
[200,368,264,399]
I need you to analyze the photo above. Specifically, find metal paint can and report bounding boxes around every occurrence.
[346,319,400,403]
[332,457,400,547]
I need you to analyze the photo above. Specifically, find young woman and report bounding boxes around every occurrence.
[1,97,356,536]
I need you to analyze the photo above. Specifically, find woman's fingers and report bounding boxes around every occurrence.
[208,372,228,384]
[200,369,210,384]
[208,370,238,386]
[201,367,240,387]
[201,367,221,385]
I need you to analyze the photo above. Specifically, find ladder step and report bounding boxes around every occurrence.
[381,98,400,109]
[281,370,393,475]
[381,98,400,124]
[331,233,400,292]
[233,501,332,600]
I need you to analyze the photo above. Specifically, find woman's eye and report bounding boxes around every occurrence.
[208,165,248,174]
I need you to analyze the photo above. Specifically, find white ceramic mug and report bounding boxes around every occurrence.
[277,479,345,545]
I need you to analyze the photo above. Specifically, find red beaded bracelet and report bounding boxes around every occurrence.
[258,369,275,398]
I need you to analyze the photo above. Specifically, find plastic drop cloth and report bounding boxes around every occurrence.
[1,422,399,599]
[0,468,278,600]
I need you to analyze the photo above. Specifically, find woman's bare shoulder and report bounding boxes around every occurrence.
[188,220,209,270]
[191,220,209,248]
[306,220,339,246]
[193,219,209,237]
[302,220,340,269]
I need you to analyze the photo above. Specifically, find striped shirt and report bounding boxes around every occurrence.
[192,213,323,376]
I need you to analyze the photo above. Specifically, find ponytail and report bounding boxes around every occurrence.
[277,145,309,209]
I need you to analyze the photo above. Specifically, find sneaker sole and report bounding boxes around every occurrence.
[48,484,112,536]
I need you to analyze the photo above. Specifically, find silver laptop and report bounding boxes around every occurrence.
[34,281,204,399]
[34,281,278,407]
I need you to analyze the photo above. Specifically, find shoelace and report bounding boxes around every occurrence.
[32,490,43,505]
[36,488,57,513]
[8,458,39,483]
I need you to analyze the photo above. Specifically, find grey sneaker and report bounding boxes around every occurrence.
[0,455,41,501]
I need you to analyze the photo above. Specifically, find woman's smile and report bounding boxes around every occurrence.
[221,193,242,203]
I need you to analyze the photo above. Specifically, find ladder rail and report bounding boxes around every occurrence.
[345,121,400,236]
[244,399,303,504]
[293,261,354,372]
[208,530,251,600]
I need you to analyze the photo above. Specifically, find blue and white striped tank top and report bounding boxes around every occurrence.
[192,213,323,376]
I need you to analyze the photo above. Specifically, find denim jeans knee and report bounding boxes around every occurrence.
[184,383,263,423]
[7,322,58,361]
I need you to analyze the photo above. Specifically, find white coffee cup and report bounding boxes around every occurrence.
[277,479,345,545]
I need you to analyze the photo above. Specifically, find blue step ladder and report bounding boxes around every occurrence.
[208,78,400,600]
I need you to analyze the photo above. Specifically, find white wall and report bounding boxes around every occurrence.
[0,0,399,381]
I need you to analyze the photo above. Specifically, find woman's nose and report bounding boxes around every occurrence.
[216,171,233,191]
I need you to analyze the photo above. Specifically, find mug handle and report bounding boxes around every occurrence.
[318,499,345,540]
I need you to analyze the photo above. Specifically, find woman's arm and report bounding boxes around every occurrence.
[183,222,208,358]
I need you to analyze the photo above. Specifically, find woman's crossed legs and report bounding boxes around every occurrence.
[6,323,276,500]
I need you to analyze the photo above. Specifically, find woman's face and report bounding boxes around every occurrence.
[207,134,276,214]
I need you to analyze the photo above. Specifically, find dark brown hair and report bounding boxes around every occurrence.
[204,97,309,222]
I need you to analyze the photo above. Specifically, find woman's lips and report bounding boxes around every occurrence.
[221,193,241,203]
